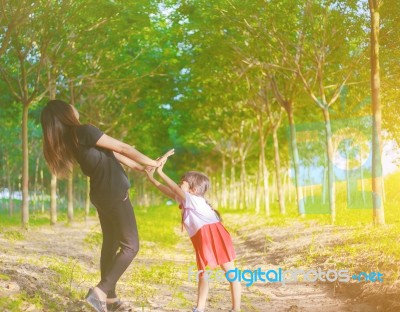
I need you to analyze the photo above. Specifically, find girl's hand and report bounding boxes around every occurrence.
[145,166,156,178]
[156,158,167,174]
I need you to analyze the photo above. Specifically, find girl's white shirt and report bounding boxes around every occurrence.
[179,192,220,237]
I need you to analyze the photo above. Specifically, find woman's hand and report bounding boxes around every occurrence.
[156,158,167,174]
[135,165,146,172]
[156,149,175,167]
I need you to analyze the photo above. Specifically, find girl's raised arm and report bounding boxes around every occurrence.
[146,167,176,200]
[157,161,185,202]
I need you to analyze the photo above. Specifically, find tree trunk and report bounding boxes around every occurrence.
[369,0,385,225]
[34,157,39,211]
[288,107,305,216]
[239,155,247,210]
[68,170,74,223]
[230,157,237,209]
[255,154,262,214]
[21,103,29,228]
[5,153,14,216]
[263,158,270,217]
[287,169,292,203]
[221,154,227,208]
[9,182,14,216]
[322,153,328,204]
[215,180,221,208]
[68,81,75,222]
[361,154,366,203]
[308,166,314,203]
[272,128,286,214]
[322,108,336,224]
[41,169,45,213]
[257,114,270,216]
[346,144,351,205]
[48,67,57,224]
[283,170,288,203]
[50,174,57,225]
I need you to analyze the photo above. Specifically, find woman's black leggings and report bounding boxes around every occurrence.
[91,192,139,298]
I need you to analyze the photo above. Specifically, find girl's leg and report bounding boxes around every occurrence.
[196,274,209,311]
[220,262,241,311]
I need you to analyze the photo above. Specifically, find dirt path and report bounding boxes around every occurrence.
[0,216,382,312]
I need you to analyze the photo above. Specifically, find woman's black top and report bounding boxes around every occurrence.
[75,124,130,201]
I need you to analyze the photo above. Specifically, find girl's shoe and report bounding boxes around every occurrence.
[192,308,205,312]
[107,299,133,312]
[85,288,107,312]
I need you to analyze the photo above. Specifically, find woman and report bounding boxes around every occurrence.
[41,100,173,312]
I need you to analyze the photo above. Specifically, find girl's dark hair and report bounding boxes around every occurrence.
[41,100,81,178]
[181,171,222,221]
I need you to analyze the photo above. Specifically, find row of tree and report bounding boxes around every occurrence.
[0,0,398,228]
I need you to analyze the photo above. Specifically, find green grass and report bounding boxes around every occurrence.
[166,290,192,309]
[83,204,181,251]
[296,223,400,285]
[0,171,398,309]
[135,205,181,248]
[0,204,180,250]
[0,273,10,281]
[127,261,181,308]
[0,292,44,312]
[30,255,98,300]
[0,205,98,228]
[1,230,25,241]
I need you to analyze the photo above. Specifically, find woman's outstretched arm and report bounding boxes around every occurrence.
[96,134,174,167]
[113,152,145,171]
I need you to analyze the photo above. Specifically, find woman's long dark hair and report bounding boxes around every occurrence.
[41,100,81,178]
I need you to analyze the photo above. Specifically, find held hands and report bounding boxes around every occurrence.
[145,148,174,178]
[156,158,167,174]
[156,148,174,167]
[145,166,156,179]
[144,158,166,179]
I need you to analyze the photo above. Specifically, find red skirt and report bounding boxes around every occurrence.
[190,222,236,271]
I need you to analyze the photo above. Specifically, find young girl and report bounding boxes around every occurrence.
[146,159,241,312]
[41,100,173,312]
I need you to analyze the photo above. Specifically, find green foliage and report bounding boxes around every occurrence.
[0,0,398,227]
